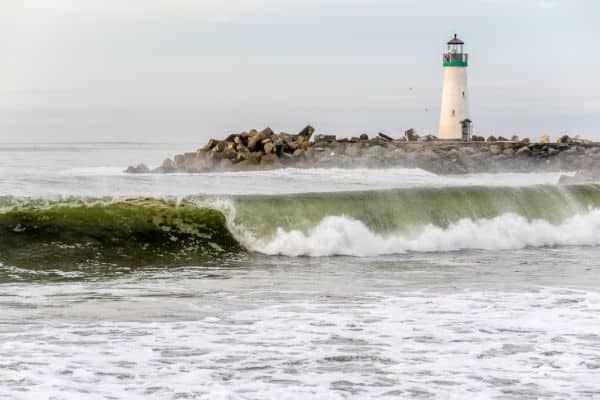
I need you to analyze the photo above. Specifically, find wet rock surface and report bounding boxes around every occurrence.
[126,128,600,176]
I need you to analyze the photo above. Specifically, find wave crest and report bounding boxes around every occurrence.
[3,185,600,267]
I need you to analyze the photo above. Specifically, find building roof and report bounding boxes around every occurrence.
[447,34,464,45]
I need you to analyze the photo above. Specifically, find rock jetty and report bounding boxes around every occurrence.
[127,127,600,176]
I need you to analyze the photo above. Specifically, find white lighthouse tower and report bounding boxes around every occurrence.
[439,34,471,140]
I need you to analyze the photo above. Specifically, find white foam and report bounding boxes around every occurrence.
[2,289,600,399]
[253,209,600,257]
[0,164,575,197]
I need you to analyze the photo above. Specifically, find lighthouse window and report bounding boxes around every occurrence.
[462,91,465,97]
[452,109,455,117]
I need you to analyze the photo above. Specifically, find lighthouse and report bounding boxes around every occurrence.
[439,34,471,140]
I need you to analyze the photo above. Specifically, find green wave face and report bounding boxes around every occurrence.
[2,184,600,268]
[0,199,243,269]
[230,185,600,239]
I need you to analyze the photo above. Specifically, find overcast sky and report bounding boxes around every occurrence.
[1,0,598,142]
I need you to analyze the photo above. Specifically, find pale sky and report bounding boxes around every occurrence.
[0,0,598,142]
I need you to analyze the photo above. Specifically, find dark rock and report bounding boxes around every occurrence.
[213,141,226,152]
[221,149,237,160]
[419,134,437,142]
[293,149,305,158]
[316,134,336,142]
[202,139,221,151]
[378,132,394,141]
[558,135,572,144]
[264,142,275,154]
[224,133,239,143]
[247,133,261,151]
[405,129,419,141]
[259,127,274,139]
[125,163,150,174]
[297,125,315,141]
[516,146,531,156]
[557,142,570,150]
[250,152,263,163]
[144,125,599,175]
[547,147,559,156]
[487,136,497,142]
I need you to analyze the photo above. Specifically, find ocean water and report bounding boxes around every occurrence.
[1,142,599,399]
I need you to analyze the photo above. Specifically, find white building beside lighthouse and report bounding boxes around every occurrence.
[439,34,471,140]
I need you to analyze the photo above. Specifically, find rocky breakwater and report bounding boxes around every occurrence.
[126,129,600,176]
[149,126,315,173]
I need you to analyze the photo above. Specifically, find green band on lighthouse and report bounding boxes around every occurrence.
[443,61,468,67]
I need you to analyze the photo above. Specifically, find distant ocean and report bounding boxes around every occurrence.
[1,142,599,399]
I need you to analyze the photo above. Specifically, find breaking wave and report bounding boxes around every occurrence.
[255,212,600,257]
[2,184,600,266]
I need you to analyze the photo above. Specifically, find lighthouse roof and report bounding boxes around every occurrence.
[447,34,464,45]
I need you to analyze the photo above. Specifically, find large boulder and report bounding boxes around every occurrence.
[419,134,437,142]
[558,135,573,144]
[516,146,531,157]
[224,133,239,143]
[259,127,274,139]
[297,125,315,141]
[202,139,221,151]
[293,149,305,158]
[405,129,419,141]
[247,132,262,151]
[264,142,275,154]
